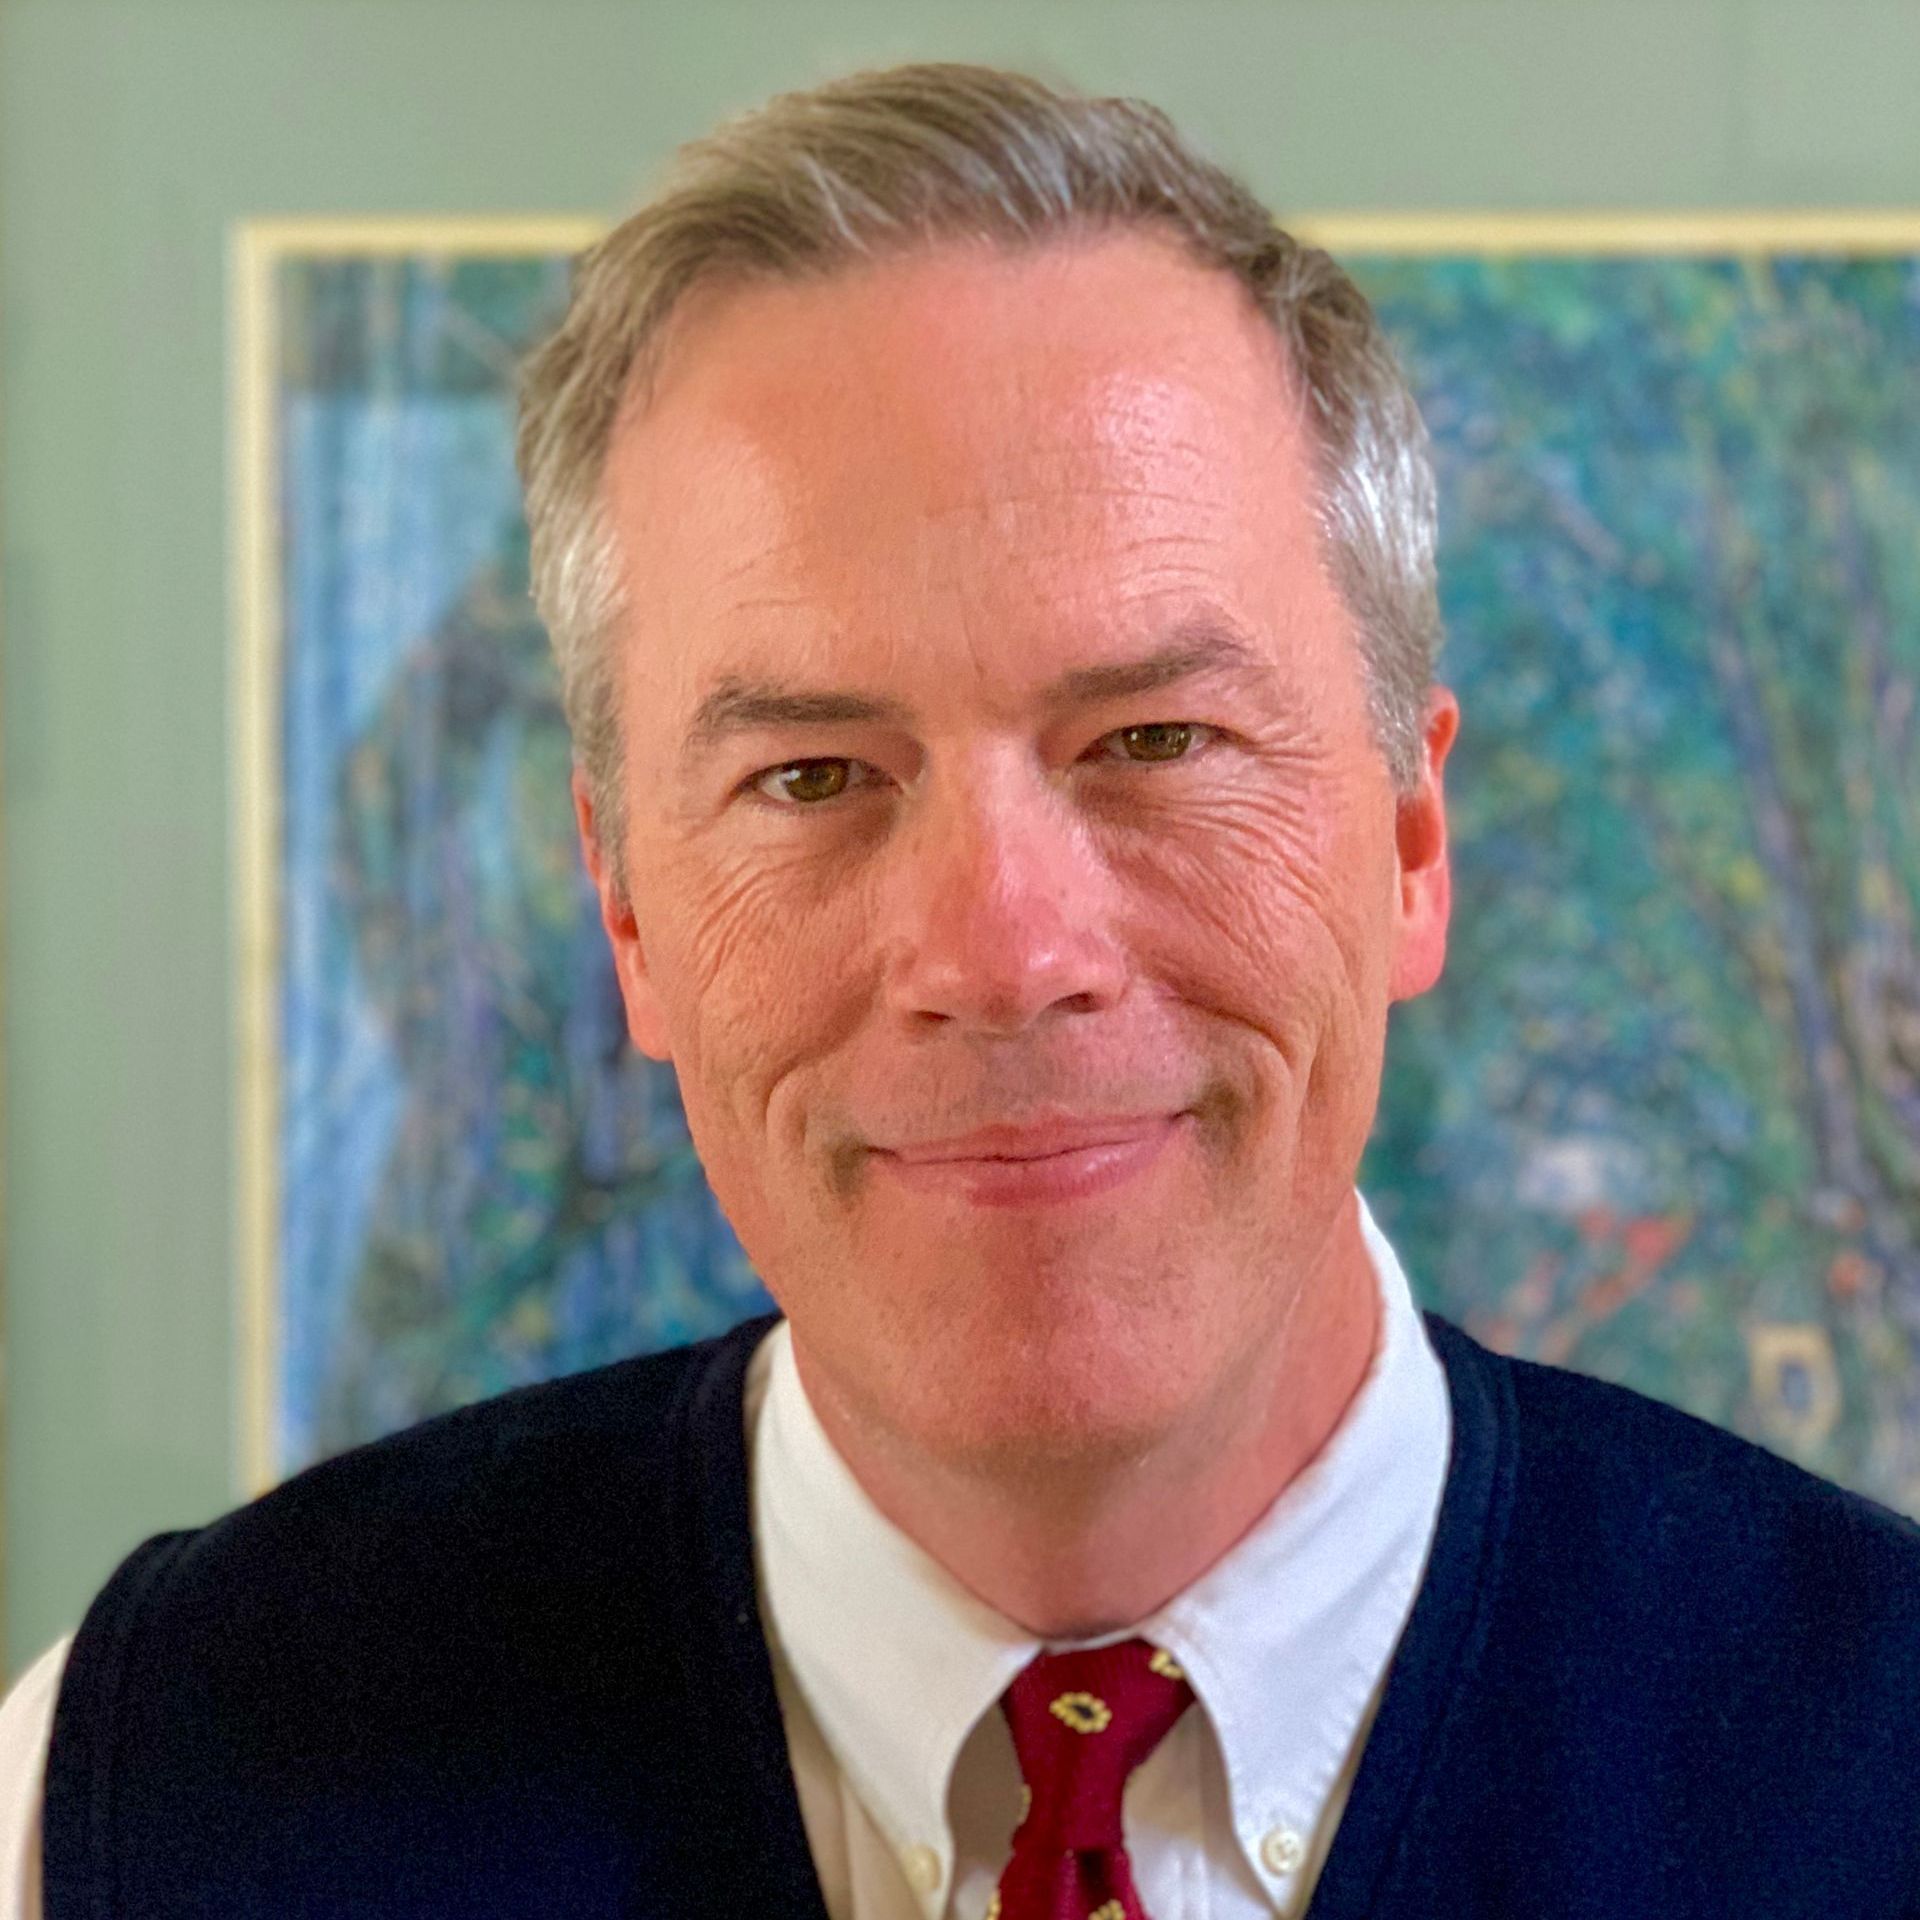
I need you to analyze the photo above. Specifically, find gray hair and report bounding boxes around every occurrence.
[516,61,1441,902]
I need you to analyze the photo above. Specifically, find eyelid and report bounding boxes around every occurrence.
[1086,720,1221,760]
[741,721,1220,808]
[743,756,887,806]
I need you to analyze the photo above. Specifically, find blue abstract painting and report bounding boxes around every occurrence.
[267,239,1920,1506]
[275,253,771,1468]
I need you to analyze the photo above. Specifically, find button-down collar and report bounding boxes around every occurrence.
[750,1190,1451,1913]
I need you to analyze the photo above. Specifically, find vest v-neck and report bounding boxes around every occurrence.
[669,1309,1511,1919]
[662,1309,834,1920]
[1297,1317,1512,1917]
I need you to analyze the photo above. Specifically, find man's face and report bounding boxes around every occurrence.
[582,230,1454,1481]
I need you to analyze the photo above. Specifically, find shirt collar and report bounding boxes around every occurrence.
[749,1189,1451,1900]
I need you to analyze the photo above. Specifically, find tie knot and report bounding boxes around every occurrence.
[1000,1637,1195,1851]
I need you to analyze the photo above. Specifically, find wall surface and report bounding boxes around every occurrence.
[3,0,1919,1674]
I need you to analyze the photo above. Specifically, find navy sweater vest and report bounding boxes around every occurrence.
[43,1312,1920,1917]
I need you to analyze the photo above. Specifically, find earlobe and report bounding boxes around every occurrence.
[571,767,676,1062]
[1387,687,1460,1004]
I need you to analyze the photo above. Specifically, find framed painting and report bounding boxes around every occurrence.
[231,220,780,1490]
[1311,213,1920,1507]
[0,506,8,1660]
[234,213,1920,1510]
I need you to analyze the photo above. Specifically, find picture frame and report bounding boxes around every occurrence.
[231,212,1920,1507]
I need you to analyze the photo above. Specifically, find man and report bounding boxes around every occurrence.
[5,59,1919,1920]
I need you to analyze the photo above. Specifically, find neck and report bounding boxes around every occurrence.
[791,1202,1383,1640]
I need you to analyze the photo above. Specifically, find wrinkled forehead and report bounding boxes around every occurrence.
[611,237,1308,527]
[598,232,1333,691]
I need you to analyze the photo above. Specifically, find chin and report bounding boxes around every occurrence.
[906,1393,1175,1485]
[881,1311,1210,1470]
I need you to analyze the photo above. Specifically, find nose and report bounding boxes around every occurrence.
[878,757,1129,1034]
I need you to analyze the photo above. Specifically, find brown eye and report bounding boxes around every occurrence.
[1110,722,1202,763]
[754,758,859,804]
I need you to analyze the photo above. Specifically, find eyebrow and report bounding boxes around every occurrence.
[680,623,1269,768]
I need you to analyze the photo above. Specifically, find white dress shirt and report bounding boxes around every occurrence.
[0,1190,1450,1920]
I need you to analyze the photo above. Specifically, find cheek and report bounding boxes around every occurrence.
[641,836,874,1130]
[1117,774,1389,1034]
[1121,789,1394,1220]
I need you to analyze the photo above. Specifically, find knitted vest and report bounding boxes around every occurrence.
[43,1312,1920,1917]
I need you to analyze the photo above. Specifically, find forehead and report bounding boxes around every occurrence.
[599,230,1331,687]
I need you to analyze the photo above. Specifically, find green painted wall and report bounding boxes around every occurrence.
[3,0,1917,1676]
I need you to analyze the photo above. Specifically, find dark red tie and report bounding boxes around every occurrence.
[989,1637,1196,1920]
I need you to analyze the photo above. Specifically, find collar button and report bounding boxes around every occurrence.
[1260,1826,1305,1876]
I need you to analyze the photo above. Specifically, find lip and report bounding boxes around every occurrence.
[884,1114,1179,1163]
[873,1112,1185,1208]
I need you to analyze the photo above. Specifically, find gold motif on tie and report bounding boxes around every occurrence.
[1049,1691,1113,1734]
[986,1893,1001,1919]
[1089,1903,1127,1920]
[1147,1647,1185,1682]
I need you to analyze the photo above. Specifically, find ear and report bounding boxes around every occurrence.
[572,766,675,1061]
[1386,686,1460,1004]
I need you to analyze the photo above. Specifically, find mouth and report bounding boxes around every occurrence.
[871,1112,1187,1208]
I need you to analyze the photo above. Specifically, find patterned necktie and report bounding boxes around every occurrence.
[989,1636,1196,1920]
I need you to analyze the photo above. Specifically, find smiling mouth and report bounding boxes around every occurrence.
[872,1113,1187,1207]
[883,1113,1181,1163]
